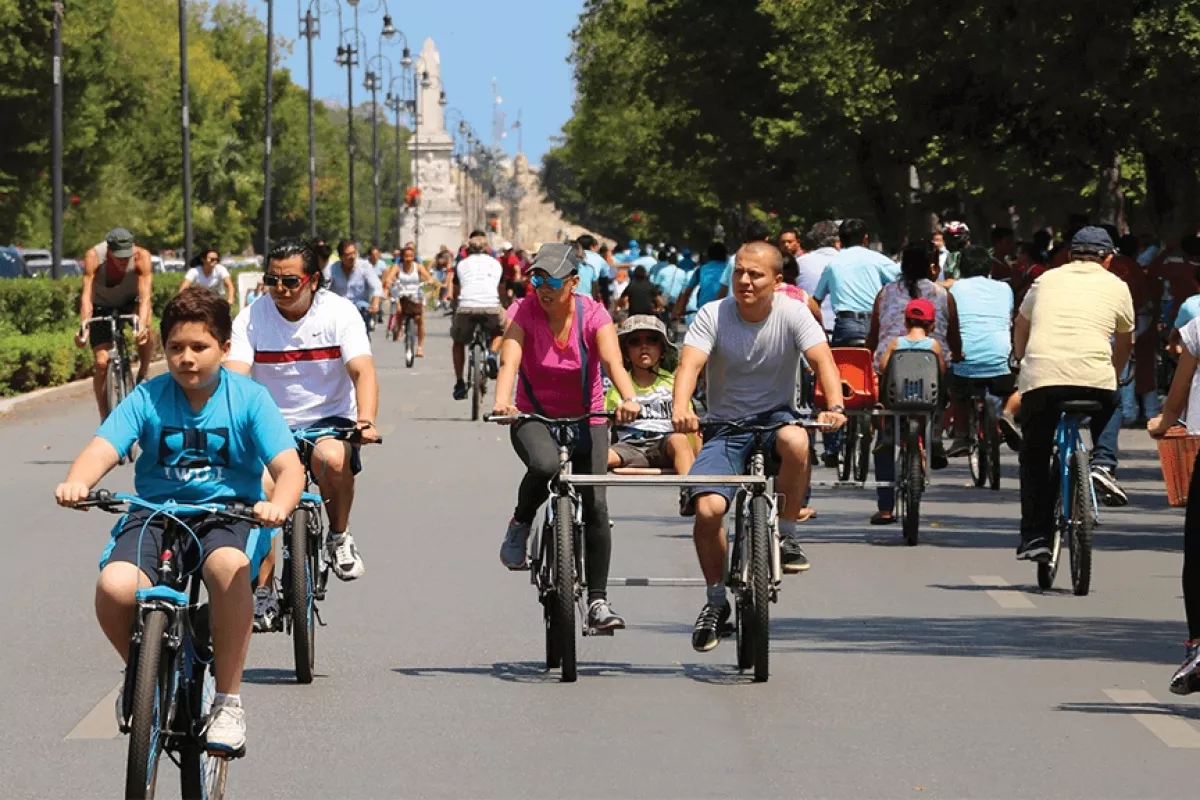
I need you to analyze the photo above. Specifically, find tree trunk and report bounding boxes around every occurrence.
[1095,151,1123,229]
[1143,144,1199,239]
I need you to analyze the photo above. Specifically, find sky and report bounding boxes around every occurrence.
[255,0,582,165]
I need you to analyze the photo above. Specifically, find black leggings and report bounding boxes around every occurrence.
[511,421,611,601]
[1184,450,1200,639]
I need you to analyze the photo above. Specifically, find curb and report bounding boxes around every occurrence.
[0,359,166,417]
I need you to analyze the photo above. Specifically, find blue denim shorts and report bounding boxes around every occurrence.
[684,408,800,512]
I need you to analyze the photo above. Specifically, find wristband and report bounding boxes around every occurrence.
[828,405,846,413]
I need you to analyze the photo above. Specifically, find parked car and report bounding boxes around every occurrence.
[0,247,31,278]
[19,249,52,275]
[163,259,187,272]
[151,255,165,273]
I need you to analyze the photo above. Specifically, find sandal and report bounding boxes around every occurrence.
[870,511,895,525]
[796,507,818,522]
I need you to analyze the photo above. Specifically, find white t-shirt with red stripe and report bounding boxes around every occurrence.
[230,290,372,427]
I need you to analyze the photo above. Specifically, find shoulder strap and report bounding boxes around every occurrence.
[576,296,589,407]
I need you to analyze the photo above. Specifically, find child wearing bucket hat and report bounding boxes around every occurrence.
[605,315,697,476]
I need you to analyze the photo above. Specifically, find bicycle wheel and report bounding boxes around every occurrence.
[749,494,772,683]
[404,318,415,368]
[837,422,856,483]
[854,417,871,483]
[902,419,922,546]
[287,507,315,684]
[469,346,481,421]
[1037,455,1063,590]
[968,403,986,488]
[553,495,577,682]
[125,609,170,800]
[732,493,753,671]
[179,653,228,799]
[986,402,1002,491]
[1069,447,1095,596]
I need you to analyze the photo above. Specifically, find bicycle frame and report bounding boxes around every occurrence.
[1055,413,1101,525]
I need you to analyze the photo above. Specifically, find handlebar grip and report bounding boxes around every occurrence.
[87,489,114,504]
[226,502,253,519]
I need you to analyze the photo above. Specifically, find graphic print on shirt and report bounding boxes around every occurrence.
[156,426,231,483]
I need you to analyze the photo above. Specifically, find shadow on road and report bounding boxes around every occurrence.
[1058,699,1200,721]
[392,660,744,684]
[241,667,326,685]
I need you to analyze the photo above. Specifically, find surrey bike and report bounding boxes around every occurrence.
[78,491,259,800]
[1035,401,1101,596]
[267,426,381,683]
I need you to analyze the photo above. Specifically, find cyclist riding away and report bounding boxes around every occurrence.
[451,231,506,400]
[55,287,305,756]
[227,239,381,629]
[492,243,642,632]
[383,245,437,354]
[181,247,235,305]
[674,241,847,652]
[324,240,384,330]
[1014,227,1134,561]
[77,228,155,421]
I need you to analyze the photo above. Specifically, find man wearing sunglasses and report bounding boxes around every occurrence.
[229,239,380,629]
[450,231,506,400]
[324,239,385,331]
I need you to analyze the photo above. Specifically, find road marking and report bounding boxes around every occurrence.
[969,575,1036,609]
[1103,689,1200,748]
[65,683,121,740]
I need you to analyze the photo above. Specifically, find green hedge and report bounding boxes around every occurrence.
[0,272,186,337]
[0,272,187,396]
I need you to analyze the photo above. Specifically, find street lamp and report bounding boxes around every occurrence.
[262,0,275,261]
[178,0,193,267]
[297,0,337,239]
[334,23,365,240]
[363,53,391,249]
[51,1,64,278]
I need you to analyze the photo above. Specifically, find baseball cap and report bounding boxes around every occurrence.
[106,227,135,258]
[617,314,668,341]
[529,243,580,279]
[904,298,936,323]
[1070,226,1115,254]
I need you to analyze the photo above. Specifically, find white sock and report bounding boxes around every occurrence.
[778,519,800,539]
[213,693,241,709]
[330,530,347,542]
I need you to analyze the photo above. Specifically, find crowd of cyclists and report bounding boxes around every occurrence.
[49,212,1200,760]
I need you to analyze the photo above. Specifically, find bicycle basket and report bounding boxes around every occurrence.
[1157,428,1200,508]
[882,350,940,411]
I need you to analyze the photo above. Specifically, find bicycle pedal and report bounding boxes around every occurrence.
[585,627,615,637]
[314,606,327,627]
[205,745,246,760]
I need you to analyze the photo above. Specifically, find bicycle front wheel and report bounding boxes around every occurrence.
[287,507,315,684]
[553,495,578,682]
[968,404,986,488]
[749,494,772,682]
[854,417,872,483]
[179,653,228,800]
[469,346,481,421]
[901,419,922,546]
[125,609,170,800]
[986,402,1002,491]
[404,318,415,368]
[1069,447,1095,596]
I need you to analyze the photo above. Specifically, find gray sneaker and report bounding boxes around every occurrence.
[587,598,626,632]
[252,586,279,633]
[500,518,532,570]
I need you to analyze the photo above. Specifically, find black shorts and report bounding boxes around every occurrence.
[946,372,1018,403]
[88,302,138,349]
[99,506,256,583]
[297,415,363,475]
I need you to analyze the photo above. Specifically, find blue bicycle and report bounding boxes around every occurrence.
[1036,401,1100,595]
[79,491,260,800]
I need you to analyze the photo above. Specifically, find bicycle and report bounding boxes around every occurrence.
[965,383,1002,491]
[77,491,259,800]
[270,426,381,683]
[837,414,873,484]
[894,413,929,546]
[83,310,140,433]
[388,296,420,368]
[1036,401,1100,595]
[485,411,614,683]
[467,318,491,422]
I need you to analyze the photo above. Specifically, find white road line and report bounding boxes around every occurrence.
[1103,689,1200,748]
[969,575,1036,609]
[65,683,121,741]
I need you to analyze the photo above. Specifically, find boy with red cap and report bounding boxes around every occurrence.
[879,298,946,373]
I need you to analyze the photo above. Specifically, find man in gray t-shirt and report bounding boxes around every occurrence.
[673,242,847,654]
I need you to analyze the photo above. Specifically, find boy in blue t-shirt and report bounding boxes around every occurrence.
[55,287,305,758]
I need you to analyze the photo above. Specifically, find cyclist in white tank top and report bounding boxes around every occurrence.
[382,245,439,355]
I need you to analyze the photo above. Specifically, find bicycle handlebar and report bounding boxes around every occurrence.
[80,313,140,338]
[700,417,834,432]
[74,490,258,524]
[292,426,383,445]
[485,412,614,426]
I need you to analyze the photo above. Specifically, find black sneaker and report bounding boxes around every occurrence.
[780,536,811,574]
[452,380,468,400]
[821,452,840,469]
[486,352,499,379]
[1016,537,1052,562]
[691,601,731,652]
[1170,641,1200,696]
[1091,466,1128,507]
[931,441,948,471]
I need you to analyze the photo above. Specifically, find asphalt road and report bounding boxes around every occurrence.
[2,314,1196,799]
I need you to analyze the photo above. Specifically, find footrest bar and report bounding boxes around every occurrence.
[608,577,708,587]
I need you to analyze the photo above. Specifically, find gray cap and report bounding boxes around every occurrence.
[1070,225,1114,254]
[105,227,135,258]
[617,314,668,341]
[529,243,580,279]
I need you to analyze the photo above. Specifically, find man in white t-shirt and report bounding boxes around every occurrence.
[180,247,235,304]
[228,238,381,629]
[449,230,506,400]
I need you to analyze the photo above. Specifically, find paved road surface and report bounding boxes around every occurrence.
[1,315,1196,798]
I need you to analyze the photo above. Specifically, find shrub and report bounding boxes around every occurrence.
[0,272,186,337]
[0,330,94,396]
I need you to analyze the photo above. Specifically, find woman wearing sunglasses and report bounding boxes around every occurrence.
[492,243,642,632]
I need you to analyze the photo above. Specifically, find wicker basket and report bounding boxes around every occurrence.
[1157,428,1200,508]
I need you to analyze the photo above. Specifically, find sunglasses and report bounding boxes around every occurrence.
[263,272,314,290]
[530,273,569,290]
[626,334,663,347]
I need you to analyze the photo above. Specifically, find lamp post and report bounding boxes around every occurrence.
[444,107,466,234]
[363,55,390,249]
[297,0,328,239]
[409,64,432,256]
[262,0,274,260]
[51,1,64,279]
[178,0,193,266]
[335,9,364,239]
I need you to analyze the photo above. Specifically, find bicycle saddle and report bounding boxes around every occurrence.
[1055,400,1103,414]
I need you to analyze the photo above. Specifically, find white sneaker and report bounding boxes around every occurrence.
[206,701,246,757]
[252,586,279,632]
[327,532,365,581]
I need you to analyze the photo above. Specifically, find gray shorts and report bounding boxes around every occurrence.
[451,307,504,345]
[610,435,672,468]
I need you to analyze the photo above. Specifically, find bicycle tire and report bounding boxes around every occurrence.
[469,346,481,421]
[902,419,922,546]
[732,493,753,670]
[854,417,871,484]
[404,318,415,368]
[1069,447,1094,596]
[1037,455,1063,590]
[125,609,170,800]
[838,422,855,483]
[288,507,315,684]
[179,664,227,800]
[968,404,986,488]
[749,494,771,683]
[553,495,577,683]
[986,405,1002,491]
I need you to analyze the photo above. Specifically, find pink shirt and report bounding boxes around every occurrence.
[507,295,612,422]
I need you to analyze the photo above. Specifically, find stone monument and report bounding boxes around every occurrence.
[400,39,463,262]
